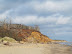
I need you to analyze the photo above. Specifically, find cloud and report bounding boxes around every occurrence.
[56,16,71,24]
[11,14,71,25]
[0,8,71,25]
[0,0,71,26]
[0,0,72,15]
[12,15,57,25]
[34,1,72,12]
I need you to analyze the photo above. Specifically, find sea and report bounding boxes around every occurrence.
[58,42,72,46]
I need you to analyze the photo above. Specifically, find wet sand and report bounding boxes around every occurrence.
[0,43,72,54]
[43,44,72,54]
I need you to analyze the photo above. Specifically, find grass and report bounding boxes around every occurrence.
[0,37,17,42]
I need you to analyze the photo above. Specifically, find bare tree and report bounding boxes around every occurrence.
[3,19,7,29]
[7,19,12,30]
[34,25,40,31]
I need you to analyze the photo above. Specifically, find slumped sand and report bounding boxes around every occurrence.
[0,43,72,54]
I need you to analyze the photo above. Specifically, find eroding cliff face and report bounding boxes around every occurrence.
[17,29,53,43]
[0,29,53,43]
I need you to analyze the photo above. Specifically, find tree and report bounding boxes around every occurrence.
[7,18,12,30]
[34,25,40,31]
[3,19,7,29]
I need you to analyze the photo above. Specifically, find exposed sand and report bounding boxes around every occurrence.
[0,43,72,54]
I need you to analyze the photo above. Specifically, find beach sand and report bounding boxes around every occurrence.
[0,43,72,54]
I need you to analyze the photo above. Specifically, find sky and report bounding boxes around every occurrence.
[0,0,72,42]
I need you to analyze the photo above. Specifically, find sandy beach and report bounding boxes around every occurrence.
[0,43,72,54]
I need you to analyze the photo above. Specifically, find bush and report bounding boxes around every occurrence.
[0,37,16,42]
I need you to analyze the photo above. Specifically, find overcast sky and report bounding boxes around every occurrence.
[0,0,72,41]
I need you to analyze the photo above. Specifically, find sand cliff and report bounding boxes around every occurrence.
[16,29,53,43]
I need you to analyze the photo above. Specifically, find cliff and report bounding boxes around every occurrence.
[0,28,66,43]
[0,23,66,43]
[0,24,53,43]
[15,29,53,43]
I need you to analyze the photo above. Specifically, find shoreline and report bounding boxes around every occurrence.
[0,42,72,48]
[0,43,72,54]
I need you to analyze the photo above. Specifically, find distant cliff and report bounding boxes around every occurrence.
[52,40,67,42]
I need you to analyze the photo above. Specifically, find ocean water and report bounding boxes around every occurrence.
[59,42,72,46]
